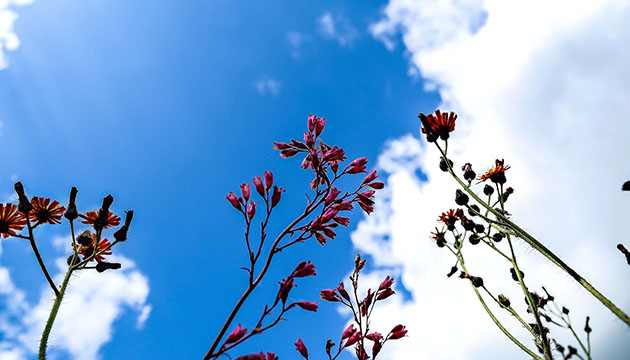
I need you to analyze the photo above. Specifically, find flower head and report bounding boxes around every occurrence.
[420,110,457,141]
[438,209,464,230]
[0,203,26,238]
[480,159,511,184]
[80,210,121,229]
[30,197,65,225]
[77,233,113,262]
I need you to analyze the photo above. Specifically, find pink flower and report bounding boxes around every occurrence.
[362,170,378,185]
[333,216,350,226]
[247,201,257,220]
[341,324,357,340]
[293,301,318,312]
[320,289,339,302]
[366,332,383,342]
[225,324,247,344]
[292,260,316,278]
[226,191,242,211]
[235,353,265,360]
[388,325,407,340]
[378,276,394,292]
[252,176,265,197]
[325,187,341,205]
[333,201,353,211]
[323,146,346,162]
[368,182,385,189]
[278,277,295,304]
[264,171,273,190]
[344,331,362,348]
[240,183,251,202]
[271,186,284,208]
[336,282,351,301]
[356,346,369,360]
[376,288,395,300]
[321,208,339,223]
[295,338,309,359]
[349,157,367,167]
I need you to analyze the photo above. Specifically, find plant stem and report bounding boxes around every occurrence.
[39,259,74,359]
[26,219,59,297]
[435,143,630,326]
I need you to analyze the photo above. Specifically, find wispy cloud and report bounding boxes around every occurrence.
[254,78,282,96]
[316,12,359,48]
[0,255,150,360]
[286,31,311,58]
[354,0,630,358]
[0,0,34,70]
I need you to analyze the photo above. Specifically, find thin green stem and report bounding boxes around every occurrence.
[435,143,630,326]
[482,287,539,341]
[26,218,59,297]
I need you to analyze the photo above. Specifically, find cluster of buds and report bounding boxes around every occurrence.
[295,255,406,360]
[221,261,318,359]
[227,170,284,221]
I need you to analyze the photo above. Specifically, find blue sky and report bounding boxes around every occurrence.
[2,1,630,359]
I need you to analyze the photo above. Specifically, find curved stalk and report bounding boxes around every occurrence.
[39,260,74,359]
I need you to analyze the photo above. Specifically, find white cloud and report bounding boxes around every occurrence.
[354,1,630,359]
[254,78,282,96]
[0,255,150,360]
[0,0,33,70]
[316,12,359,48]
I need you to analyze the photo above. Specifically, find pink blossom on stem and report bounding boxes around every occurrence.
[336,282,351,302]
[271,186,284,208]
[314,116,326,137]
[293,301,318,312]
[341,324,357,340]
[304,131,315,148]
[333,201,353,211]
[330,160,338,173]
[225,324,248,344]
[247,201,257,220]
[300,155,311,169]
[378,276,394,292]
[295,338,309,359]
[291,260,316,278]
[333,216,350,226]
[314,232,327,245]
[323,146,346,162]
[280,149,299,158]
[349,157,367,167]
[252,176,265,197]
[320,289,339,302]
[356,346,369,360]
[322,227,337,240]
[226,191,242,211]
[362,170,378,185]
[388,325,407,340]
[376,288,395,300]
[272,142,289,150]
[264,171,273,191]
[325,187,341,205]
[368,182,385,189]
[344,331,362,348]
[240,183,251,202]
[278,277,295,304]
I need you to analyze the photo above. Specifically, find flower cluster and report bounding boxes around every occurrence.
[294,255,406,360]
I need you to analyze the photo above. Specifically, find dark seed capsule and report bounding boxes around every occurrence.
[492,233,504,242]
[469,234,481,245]
[455,189,469,206]
[471,276,484,288]
[467,204,480,217]
[461,217,475,231]
[474,224,485,233]
[498,294,511,307]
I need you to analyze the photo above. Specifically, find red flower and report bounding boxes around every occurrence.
[80,210,121,229]
[29,197,65,225]
[0,203,26,238]
[439,209,464,230]
[293,301,318,312]
[225,324,248,344]
[480,159,511,185]
[421,110,457,141]
[77,234,113,262]
[388,324,408,340]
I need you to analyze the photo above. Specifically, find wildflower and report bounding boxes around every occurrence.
[240,183,251,202]
[29,197,65,225]
[252,176,265,197]
[320,289,339,302]
[247,201,257,220]
[345,331,362,348]
[0,203,26,238]
[80,210,121,229]
[461,217,475,231]
[278,277,295,304]
[388,325,408,340]
[503,187,514,202]
[421,110,457,141]
[431,227,447,247]
[480,159,511,184]
[271,186,284,208]
[77,233,112,262]
[226,324,247,344]
[341,324,356,340]
[294,338,309,359]
[462,163,476,182]
[264,171,273,190]
[439,209,463,230]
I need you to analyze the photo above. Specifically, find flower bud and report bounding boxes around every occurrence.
[264,171,273,190]
[240,183,251,202]
[469,234,480,245]
[474,224,485,233]
[271,186,284,208]
[13,182,32,214]
[226,191,242,211]
[584,316,591,333]
[439,158,453,172]
[461,217,475,231]
[492,232,504,242]
[462,163,476,182]
[64,187,79,221]
[471,276,484,288]
[114,210,134,242]
[247,201,257,220]
[483,184,494,196]
[447,266,458,277]
[455,189,469,206]
[510,267,524,282]
[498,294,511,307]
[252,176,265,197]
[467,204,480,217]
[294,338,308,359]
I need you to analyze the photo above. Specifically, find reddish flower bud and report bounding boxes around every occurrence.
[264,171,273,190]
[280,149,299,158]
[240,183,250,202]
[320,289,339,302]
[273,142,290,150]
[333,201,353,211]
[307,114,316,132]
[315,116,326,137]
[304,131,315,148]
[349,157,368,167]
[368,182,384,189]
[337,282,351,302]
[226,191,242,211]
[294,301,318,312]
[321,208,339,223]
[344,331,362,348]
[291,139,308,150]
[235,353,265,360]
[266,353,277,360]
[360,289,374,316]
[225,324,247,344]
[358,201,374,214]
[294,338,309,359]
[309,150,320,169]
[366,332,383,342]
[362,170,378,185]
[334,216,350,226]
[378,276,394,292]
[278,277,295,304]
[247,201,257,220]
[341,324,357,340]
[301,155,311,169]
[325,187,341,205]
[252,176,265,197]
[389,325,407,340]
[322,227,337,240]
[315,232,327,245]
[292,260,316,277]
[376,288,395,300]
[330,161,339,173]
[347,164,367,174]
[271,186,284,208]
[325,340,334,357]
[323,146,346,162]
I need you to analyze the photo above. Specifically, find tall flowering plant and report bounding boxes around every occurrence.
[419,110,629,359]
[203,115,403,360]
[0,183,133,360]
